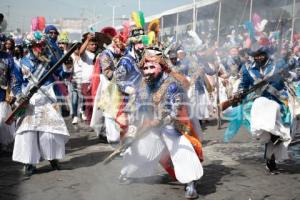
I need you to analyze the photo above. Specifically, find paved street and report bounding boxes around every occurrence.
[1,120,300,200]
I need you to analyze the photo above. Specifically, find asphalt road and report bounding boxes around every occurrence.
[1,120,300,200]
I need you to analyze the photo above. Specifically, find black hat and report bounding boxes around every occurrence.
[247,46,270,57]
[130,28,145,38]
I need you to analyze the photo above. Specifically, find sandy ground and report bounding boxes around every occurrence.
[1,119,300,200]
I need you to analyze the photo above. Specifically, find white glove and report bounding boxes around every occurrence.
[124,86,136,95]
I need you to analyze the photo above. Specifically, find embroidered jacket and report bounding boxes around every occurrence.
[136,73,188,129]
[238,58,289,104]
[114,50,142,94]
[100,49,118,80]
[135,72,204,161]
[0,51,20,102]
[13,52,72,97]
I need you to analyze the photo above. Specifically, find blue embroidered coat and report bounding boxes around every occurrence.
[238,58,289,105]
[115,50,142,94]
[13,52,71,97]
[0,51,20,102]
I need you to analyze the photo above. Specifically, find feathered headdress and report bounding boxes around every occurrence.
[128,11,148,45]
[119,21,131,44]
[58,31,69,43]
[131,11,145,28]
[100,27,117,39]
[147,18,160,46]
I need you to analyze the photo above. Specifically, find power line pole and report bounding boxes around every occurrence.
[6,5,10,17]
[193,0,196,32]
[291,0,296,45]
[138,0,141,11]
[249,0,253,21]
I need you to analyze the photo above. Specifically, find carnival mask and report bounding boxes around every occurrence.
[134,42,145,61]
[254,54,268,67]
[142,61,162,84]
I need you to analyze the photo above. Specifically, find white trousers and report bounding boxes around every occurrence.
[121,129,203,184]
[251,97,291,161]
[13,131,66,165]
[0,101,15,145]
[105,117,120,143]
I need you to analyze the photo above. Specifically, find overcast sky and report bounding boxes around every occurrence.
[0,0,193,31]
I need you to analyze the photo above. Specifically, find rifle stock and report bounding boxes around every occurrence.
[219,99,233,111]
[102,126,148,165]
[103,120,161,165]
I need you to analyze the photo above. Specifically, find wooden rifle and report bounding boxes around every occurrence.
[103,120,161,165]
[5,42,80,125]
[219,62,295,111]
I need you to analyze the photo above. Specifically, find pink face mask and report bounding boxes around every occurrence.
[142,61,162,83]
[32,46,43,55]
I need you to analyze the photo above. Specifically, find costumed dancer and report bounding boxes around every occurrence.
[12,32,72,176]
[114,12,146,139]
[232,46,295,173]
[0,39,16,152]
[44,25,70,117]
[91,27,127,143]
[119,47,204,199]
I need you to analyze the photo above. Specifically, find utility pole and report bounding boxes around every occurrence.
[80,7,85,34]
[6,5,10,17]
[6,5,10,30]
[193,0,196,31]
[107,4,125,27]
[249,0,253,21]
[138,0,141,11]
[291,0,296,45]
[112,5,115,27]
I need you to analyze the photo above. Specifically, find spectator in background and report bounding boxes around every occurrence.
[3,38,15,56]
[70,41,82,124]
[177,49,190,76]
[58,32,69,54]
[79,33,97,124]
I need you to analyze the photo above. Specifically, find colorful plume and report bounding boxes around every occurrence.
[138,11,145,27]
[120,20,131,43]
[131,11,141,28]
[58,31,69,43]
[148,31,155,45]
[31,17,38,31]
[147,18,160,45]
[37,16,46,31]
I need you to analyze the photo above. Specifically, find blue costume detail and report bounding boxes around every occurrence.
[136,73,187,135]
[224,58,291,142]
[239,59,288,105]
[0,51,18,101]
[14,52,71,96]
[115,50,142,94]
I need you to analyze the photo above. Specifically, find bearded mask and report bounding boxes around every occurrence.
[139,48,170,84]
[142,61,163,84]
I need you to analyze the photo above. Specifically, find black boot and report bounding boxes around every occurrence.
[24,164,36,176]
[266,155,279,174]
[98,134,108,144]
[49,159,61,170]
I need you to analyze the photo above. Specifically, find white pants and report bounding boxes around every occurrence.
[251,97,291,161]
[0,101,15,145]
[105,117,120,143]
[121,128,203,184]
[13,131,66,165]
